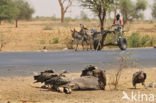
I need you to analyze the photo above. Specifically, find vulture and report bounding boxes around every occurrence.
[33,69,57,84]
[33,69,68,89]
[81,65,106,90]
[132,71,147,89]
[33,66,107,94]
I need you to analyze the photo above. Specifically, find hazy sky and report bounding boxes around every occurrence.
[26,0,154,20]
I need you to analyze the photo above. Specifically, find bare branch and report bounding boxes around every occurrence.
[64,0,72,13]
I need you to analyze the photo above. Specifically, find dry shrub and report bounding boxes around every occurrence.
[0,32,10,51]
[108,54,129,90]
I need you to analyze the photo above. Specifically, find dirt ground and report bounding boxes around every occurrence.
[0,68,156,103]
[0,20,156,52]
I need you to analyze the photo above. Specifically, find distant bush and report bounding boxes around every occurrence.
[80,11,90,21]
[33,16,60,21]
[140,35,151,47]
[127,32,156,48]
[40,40,45,45]
[64,17,73,23]
[43,25,53,30]
[127,32,141,48]
[52,38,59,44]
[51,15,60,21]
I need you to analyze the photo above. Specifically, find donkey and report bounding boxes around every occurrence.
[71,29,85,51]
[79,24,94,50]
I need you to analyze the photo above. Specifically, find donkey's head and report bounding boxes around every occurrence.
[80,24,84,29]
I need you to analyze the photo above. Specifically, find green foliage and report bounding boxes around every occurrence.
[140,35,151,47]
[0,0,18,21]
[127,32,141,48]
[43,25,53,30]
[79,0,114,30]
[152,0,156,19]
[52,38,59,44]
[14,0,34,21]
[119,0,147,24]
[127,32,155,48]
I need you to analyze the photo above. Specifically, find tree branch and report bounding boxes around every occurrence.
[64,0,72,13]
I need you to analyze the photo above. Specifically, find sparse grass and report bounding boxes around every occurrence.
[127,32,156,48]
[0,20,155,52]
[43,25,53,30]
[52,38,59,44]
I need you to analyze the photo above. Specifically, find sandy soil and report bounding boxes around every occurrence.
[0,20,156,52]
[0,68,156,103]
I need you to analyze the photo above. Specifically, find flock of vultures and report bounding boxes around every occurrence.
[34,65,147,94]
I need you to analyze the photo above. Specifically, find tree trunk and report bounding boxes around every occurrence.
[15,20,18,28]
[61,9,65,23]
[100,20,104,32]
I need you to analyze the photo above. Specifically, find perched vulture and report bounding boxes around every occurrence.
[81,65,97,76]
[81,65,106,90]
[132,71,147,89]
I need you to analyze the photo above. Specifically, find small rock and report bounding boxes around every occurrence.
[63,48,68,51]
[149,81,155,88]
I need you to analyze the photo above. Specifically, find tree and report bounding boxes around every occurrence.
[14,0,34,27]
[79,0,114,31]
[152,0,156,20]
[80,11,89,20]
[79,0,114,50]
[58,0,72,23]
[119,0,147,24]
[0,0,18,24]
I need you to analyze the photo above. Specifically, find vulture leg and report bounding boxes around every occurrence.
[75,42,79,51]
[142,82,147,89]
[133,84,136,89]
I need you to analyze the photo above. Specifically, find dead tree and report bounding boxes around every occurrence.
[58,0,72,23]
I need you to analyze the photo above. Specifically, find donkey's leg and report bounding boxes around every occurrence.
[86,41,89,51]
[81,41,84,51]
[96,41,100,51]
[90,40,92,50]
[75,42,79,51]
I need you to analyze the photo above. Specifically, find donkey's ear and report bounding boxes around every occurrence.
[71,29,73,32]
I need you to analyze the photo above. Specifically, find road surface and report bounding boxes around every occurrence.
[0,48,155,77]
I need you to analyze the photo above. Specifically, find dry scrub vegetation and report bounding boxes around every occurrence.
[0,68,156,103]
[0,20,156,52]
